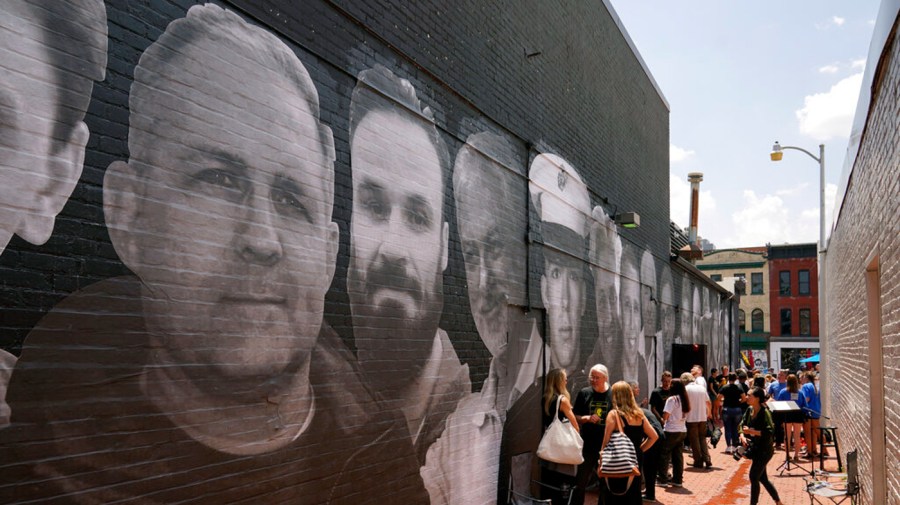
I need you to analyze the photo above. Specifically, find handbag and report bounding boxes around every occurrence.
[597,411,641,496]
[536,396,584,465]
[707,419,722,448]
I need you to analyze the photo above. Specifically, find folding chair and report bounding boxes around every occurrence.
[507,480,574,505]
[803,449,859,505]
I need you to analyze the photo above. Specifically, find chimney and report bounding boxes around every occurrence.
[678,172,704,262]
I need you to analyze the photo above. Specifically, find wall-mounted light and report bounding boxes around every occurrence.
[615,212,641,229]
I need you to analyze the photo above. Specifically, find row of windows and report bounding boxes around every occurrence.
[712,270,811,297]
[710,272,764,295]
[779,269,811,296]
[737,308,812,335]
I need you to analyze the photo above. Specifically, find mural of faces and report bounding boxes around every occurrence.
[529,153,590,374]
[453,133,526,358]
[105,7,338,386]
[659,267,675,367]
[679,273,693,342]
[589,205,621,366]
[0,0,106,252]
[347,69,449,384]
[619,248,641,379]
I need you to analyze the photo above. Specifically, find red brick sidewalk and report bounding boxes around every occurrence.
[587,440,842,504]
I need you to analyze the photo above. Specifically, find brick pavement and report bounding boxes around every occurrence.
[585,439,843,504]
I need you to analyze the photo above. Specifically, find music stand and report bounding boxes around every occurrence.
[768,400,813,476]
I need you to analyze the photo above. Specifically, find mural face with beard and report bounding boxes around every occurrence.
[348,108,449,384]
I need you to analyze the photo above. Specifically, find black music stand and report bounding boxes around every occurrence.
[769,400,813,476]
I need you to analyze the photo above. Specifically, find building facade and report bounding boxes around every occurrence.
[695,247,770,369]
[0,1,736,503]
[824,3,899,504]
[767,243,819,371]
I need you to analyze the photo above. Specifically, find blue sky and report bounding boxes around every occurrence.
[608,0,881,249]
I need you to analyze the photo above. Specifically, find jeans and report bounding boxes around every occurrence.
[642,438,661,499]
[661,431,686,484]
[749,452,780,505]
[686,421,710,464]
[722,407,743,447]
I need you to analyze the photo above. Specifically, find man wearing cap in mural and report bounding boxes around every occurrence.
[0,0,107,428]
[529,152,592,389]
[0,6,427,503]
[347,63,470,466]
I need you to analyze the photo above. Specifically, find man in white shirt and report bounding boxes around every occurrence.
[683,372,712,468]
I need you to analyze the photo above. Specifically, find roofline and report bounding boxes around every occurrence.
[670,256,732,296]
[602,0,670,111]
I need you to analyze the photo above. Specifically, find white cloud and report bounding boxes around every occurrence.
[720,184,840,248]
[816,16,846,30]
[775,182,810,197]
[726,190,794,246]
[670,144,695,163]
[818,64,839,74]
[851,58,866,70]
[796,72,863,141]
[832,16,845,26]
[669,172,716,230]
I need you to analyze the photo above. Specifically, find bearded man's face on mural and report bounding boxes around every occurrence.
[104,27,338,386]
[620,262,641,371]
[348,107,448,373]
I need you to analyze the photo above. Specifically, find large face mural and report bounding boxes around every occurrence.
[0,2,736,503]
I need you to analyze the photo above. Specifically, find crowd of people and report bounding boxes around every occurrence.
[540,363,822,504]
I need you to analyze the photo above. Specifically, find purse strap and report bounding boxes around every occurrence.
[554,395,563,419]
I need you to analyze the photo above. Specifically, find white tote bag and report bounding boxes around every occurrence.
[536,396,584,465]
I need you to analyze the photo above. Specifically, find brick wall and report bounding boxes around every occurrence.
[824,13,899,505]
[0,1,734,502]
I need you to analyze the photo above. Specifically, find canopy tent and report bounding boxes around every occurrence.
[799,354,820,363]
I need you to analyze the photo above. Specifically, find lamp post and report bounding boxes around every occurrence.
[770,141,828,417]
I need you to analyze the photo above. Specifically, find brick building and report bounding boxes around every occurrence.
[695,247,771,368]
[767,243,819,371]
[823,3,899,504]
[0,0,737,502]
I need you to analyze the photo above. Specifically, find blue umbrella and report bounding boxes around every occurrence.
[799,354,820,363]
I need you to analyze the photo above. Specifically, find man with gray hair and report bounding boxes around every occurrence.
[572,364,612,504]
[1,5,426,503]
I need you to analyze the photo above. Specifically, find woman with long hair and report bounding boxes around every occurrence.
[599,381,658,503]
[739,387,785,505]
[543,368,580,430]
[540,368,579,505]
[659,380,689,488]
[775,373,806,461]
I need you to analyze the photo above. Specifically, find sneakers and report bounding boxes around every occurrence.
[705,460,713,468]
[725,446,734,454]
[670,482,683,488]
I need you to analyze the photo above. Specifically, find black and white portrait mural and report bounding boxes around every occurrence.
[0,1,735,503]
[0,0,107,426]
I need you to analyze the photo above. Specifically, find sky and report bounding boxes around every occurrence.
[607,0,881,249]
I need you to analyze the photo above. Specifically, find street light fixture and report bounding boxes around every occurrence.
[769,140,828,416]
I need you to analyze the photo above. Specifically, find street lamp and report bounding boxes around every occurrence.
[770,140,828,416]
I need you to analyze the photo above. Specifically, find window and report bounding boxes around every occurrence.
[738,309,746,332]
[780,308,792,335]
[751,309,763,332]
[751,272,763,294]
[779,271,791,296]
[799,270,810,295]
[799,309,811,335]
[710,274,722,282]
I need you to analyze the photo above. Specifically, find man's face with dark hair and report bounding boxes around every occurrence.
[0,1,90,251]
[106,35,337,385]
[348,108,448,370]
[542,249,585,371]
